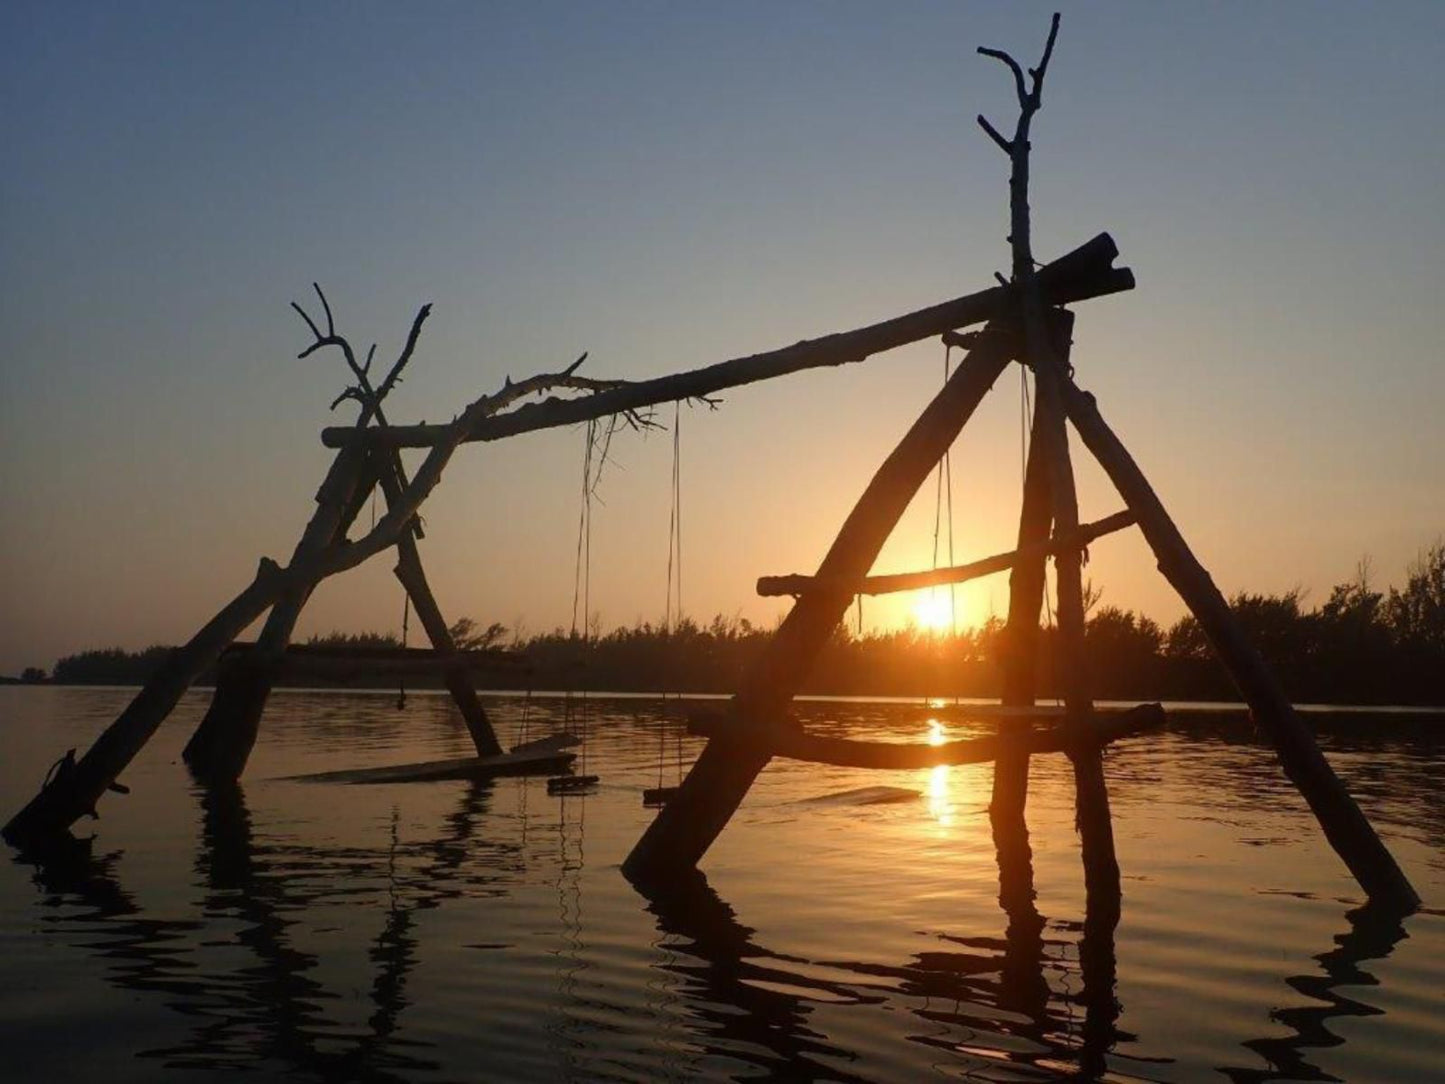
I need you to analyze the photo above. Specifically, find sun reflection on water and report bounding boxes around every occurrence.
[927,765,952,827]
[924,718,952,827]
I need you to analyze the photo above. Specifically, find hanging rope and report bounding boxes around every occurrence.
[931,344,959,636]
[514,683,533,748]
[395,593,411,710]
[567,419,597,753]
[658,402,684,792]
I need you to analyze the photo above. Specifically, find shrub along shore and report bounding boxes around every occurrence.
[25,544,1445,707]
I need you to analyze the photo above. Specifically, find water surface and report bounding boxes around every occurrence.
[1,687,1441,1081]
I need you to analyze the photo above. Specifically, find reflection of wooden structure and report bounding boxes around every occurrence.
[3,16,1417,911]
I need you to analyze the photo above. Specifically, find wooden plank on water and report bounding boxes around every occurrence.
[283,744,575,784]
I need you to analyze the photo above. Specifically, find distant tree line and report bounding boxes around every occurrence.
[30,543,1445,706]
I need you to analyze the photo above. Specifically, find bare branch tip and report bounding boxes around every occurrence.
[976,114,1013,153]
[311,283,336,335]
[290,300,323,341]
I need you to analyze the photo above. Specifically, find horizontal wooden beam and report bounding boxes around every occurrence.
[686,703,1164,769]
[323,233,1133,451]
[757,509,1135,598]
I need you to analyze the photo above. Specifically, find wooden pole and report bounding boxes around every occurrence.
[392,543,502,756]
[1030,312,1121,919]
[4,559,289,845]
[977,12,1120,916]
[623,324,1018,882]
[992,398,1052,891]
[755,509,1133,597]
[183,445,372,781]
[334,315,505,758]
[1058,373,1419,909]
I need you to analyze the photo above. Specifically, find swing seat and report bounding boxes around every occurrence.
[283,745,575,784]
[547,774,600,795]
[642,785,680,808]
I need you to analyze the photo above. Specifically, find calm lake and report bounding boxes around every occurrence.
[1,686,1442,1082]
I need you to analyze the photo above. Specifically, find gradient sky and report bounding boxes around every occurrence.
[2,2,1442,676]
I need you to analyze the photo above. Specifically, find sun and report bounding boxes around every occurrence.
[911,591,956,633]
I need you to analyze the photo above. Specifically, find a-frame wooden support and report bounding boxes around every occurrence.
[626,12,1416,913]
[623,299,1417,912]
[184,295,502,784]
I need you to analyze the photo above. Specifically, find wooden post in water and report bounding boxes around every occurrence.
[1029,309,1122,917]
[183,445,371,781]
[992,404,1051,890]
[975,12,1118,913]
[1058,375,1419,910]
[387,474,502,757]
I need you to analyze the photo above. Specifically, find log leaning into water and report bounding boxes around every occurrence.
[1058,374,1419,910]
[183,445,371,782]
[623,324,1019,882]
[323,234,1133,452]
[686,703,1164,769]
[387,472,503,757]
[5,352,567,844]
[755,509,1134,597]
[5,561,290,846]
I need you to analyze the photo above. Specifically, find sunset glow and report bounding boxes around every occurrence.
[911,591,957,634]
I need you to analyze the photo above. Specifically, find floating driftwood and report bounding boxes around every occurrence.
[791,786,920,807]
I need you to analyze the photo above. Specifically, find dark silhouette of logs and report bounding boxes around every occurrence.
[1058,373,1419,909]
[623,324,1019,882]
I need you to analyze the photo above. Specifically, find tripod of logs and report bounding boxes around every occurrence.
[621,15,1417,913]
[4,15,1416,913]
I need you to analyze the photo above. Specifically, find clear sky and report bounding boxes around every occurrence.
[2,2,1442,676]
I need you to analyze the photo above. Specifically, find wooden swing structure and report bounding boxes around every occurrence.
[4,16,1417,912]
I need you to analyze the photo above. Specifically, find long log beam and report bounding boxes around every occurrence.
[687,704,1164,770]
[323,234,1133,451]
[756,509,1134,597]
[1058,373,1419,910]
